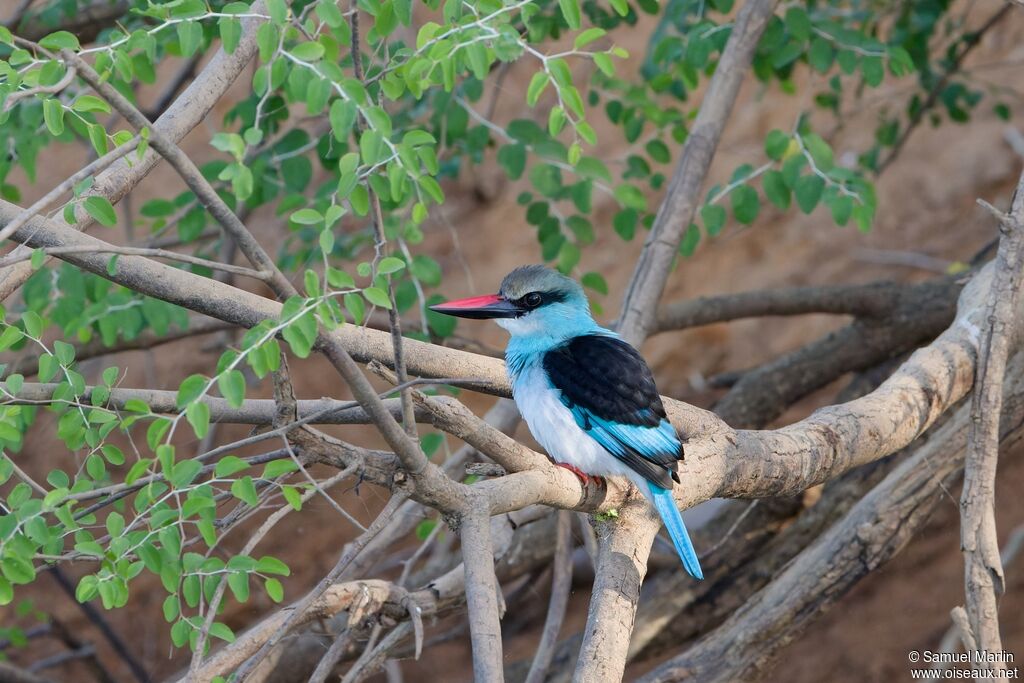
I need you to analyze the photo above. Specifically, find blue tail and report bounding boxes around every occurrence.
[648,483,703,580]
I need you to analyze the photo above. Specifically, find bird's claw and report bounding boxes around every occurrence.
[555,462,604,487]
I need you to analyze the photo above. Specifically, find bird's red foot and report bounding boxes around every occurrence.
[555,462,604,487]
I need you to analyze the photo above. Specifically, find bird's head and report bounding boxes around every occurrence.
[429,265,594,338]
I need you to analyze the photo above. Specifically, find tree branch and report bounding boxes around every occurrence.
[461,493,505,683]
[0,0,267,301]
[958,180,1024,670]
[638,349,1024,682]
[616,0,780,345]
[653,280,907,332]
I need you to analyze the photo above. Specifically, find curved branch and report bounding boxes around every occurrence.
[712,275,964,428]
[653,280,906,332]
[638,350,1024,682]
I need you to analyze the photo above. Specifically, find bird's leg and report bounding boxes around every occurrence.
[554,462,605,487]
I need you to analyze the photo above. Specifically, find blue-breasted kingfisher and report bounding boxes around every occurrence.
[430,264,703,580]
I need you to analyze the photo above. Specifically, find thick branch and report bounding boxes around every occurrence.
[959,184,1024,667]
[638,350,1024,682]
[713,275,964,428]
[461,495,505,683]
[653,280,910,332]
[573,501,661,682]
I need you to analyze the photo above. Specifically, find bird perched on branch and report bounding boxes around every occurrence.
[430,265,703,579]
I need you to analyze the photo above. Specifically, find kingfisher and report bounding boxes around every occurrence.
[430,265,702,579]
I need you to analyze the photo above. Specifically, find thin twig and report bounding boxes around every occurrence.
[0,136,138,244]
[186,464,360,680]
[2,66,76,113]
[348,1,417,438]
[228,492,412,681]
[61,49,299,301]
[47,567,151,683]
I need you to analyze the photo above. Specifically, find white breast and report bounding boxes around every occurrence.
[512,364,642,484]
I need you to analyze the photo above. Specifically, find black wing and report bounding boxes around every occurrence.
[542,334,681,488]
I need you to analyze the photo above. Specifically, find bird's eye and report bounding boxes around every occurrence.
[524,292,543,308]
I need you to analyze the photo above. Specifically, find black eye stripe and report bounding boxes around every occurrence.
[508,290,567,310]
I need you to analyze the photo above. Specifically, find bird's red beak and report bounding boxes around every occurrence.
[429,294,520,319]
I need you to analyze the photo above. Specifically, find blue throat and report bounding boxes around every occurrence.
[503,308,605,378]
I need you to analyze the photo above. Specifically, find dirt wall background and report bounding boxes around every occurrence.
[3,2,1024,681]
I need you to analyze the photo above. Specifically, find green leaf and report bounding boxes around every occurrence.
[53,339,75,365]
[290,208,323,225]
[526,71,549,107]
[762,170,790,210]
[558,0,581,28]
[574,28,605,49]
[0,326,23,351]
[497,144,527,180]
[363,287,392,309]
[701,204,727,236]
[593,53,615,77]
[175,20,200,56]
[729,185,761,225]
[329,100,357,142]
[218,370,246,409]
[581,272,608,295]
[256,556,290,575]
[264,577,284,602]
[125,459,152,485]
[71,95,110,114]
[646,140,670,164]
[282,485,303,511]
[215,455,250,478]
[228,572,250,602]
[291,41,325,62]
[378,257,405,275]
[106,511,125,536]
[22,311,44,338]
[186,401,210,438]
[43,99,64,136]
[764,130,790,161]
[83,196,117,227]
[101,445,125,465]
[802,134,834,172]
[39,31,80,50]
[171,459,203,488]
[784,7,810,41]
[2,556,36,585]
[219,16,242,53]
[808,38,834,73]
[613,208,637,240]
[828,194,854,226]
[794,175,825,214]
[231,476,259,507]
[176,374,207,408]
[88,124,108,157]
[861,56,884,87]
[162,595,179,622]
